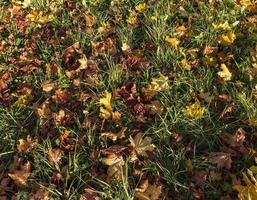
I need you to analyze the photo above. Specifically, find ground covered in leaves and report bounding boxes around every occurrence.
[1,0,257,199]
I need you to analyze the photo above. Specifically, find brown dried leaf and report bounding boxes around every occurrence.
[135,179,149,193]
[209,152,232,169]
[219,103,234,119]
[192,170,208,189]
[135,183,163,200]
[85,15,96,27]
[29,188,49,200]
[79,188,102,200]
[221,128,246,148]
[48,149,64,165]
[17,135,38,153]
[42,81,55,93]
[100,127,127,141]
[8,161,31,188]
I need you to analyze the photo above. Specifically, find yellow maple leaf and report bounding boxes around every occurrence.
[218,31,236,46]
[165,36,180,49]
[218,64,232,81]
[99,91,112,119]
[212,21,231,30]
[98,21,111,34]
[127,14,138,26]
[233,168,257,200]
[180,58,192,70]
[240,0,257,11]
[249,118,257,126]
[135,3,147,13]
[26,10,54,24]
[144,73,169,96]
[184,101,205,119]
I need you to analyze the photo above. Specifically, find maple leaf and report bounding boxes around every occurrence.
[8,161,31,188]
[80,188,102,200]
[129,133,155,158]
[218,64,232,82]
[135,3,147,13]
[218,31,236,46]
[100,91,112,111]
[135,183,163,200]
[165,36,180,49]
[48,148,64,165]
[221,128,246,148]
[184,101,205,119]
[29,187,50,200]
[209,152,232,169]
[106,157,125,182]
[180,58,192,70]
[17,135,38,153]
[99,91,113,119]
[126,13,138,26]
[249,118,257,126]
[143,73,169,98]
[100,127,127,141]
[212,21,231,30]
[233,169,257,200]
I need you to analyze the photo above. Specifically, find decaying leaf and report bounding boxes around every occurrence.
[42,81,55,93]
[192,170,208,189]
[209,152,232,169]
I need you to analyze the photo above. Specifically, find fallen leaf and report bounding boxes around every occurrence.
[218,31,236,46]
[8,161,31,188]
[135,183,162,200]
[218,64,232,82]
[165,36,180,49]
[184,101,205,119]
[17,135,38,153]
[192,170,208,189]
[129,133,155,158]
[42,81,55,93]
[209,152,232,169]
[80,188,102,200]
[221,128,246,148]
[48,148,64,165]
[100,127,127,141]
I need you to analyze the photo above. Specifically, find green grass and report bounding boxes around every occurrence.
[1,0,257,199]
